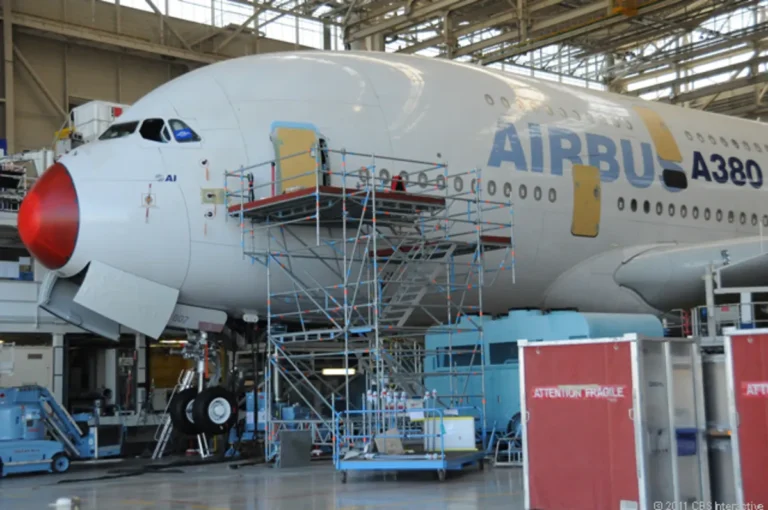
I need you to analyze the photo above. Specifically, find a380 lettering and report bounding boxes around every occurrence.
[692,151,763,189]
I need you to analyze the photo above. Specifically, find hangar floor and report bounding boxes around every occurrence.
[0,461,524,509]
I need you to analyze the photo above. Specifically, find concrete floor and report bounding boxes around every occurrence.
[0,461,525,509]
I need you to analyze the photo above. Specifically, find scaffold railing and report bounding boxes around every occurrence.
[224,143,515,462]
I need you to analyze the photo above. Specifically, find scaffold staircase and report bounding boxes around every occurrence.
[377,241,458,329]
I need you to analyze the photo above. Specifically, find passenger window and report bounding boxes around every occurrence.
[140,118,170,143]
[168,119,202,142]
[99,121,139,141]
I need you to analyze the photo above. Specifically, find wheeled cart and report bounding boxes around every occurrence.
[335,408,487,483]
[337,449,486,483]
[518,334,710,510]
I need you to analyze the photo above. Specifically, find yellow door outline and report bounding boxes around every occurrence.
[572,164,601,238]
[272,126,319,194]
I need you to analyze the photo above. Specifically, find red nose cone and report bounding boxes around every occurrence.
[18,163,79,270]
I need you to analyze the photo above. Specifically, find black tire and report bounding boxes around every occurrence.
[192,386,238,435]
[51,453,70,473]
[169,387,200,435]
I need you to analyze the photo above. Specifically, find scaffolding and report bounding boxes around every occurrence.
[224,143,515,466]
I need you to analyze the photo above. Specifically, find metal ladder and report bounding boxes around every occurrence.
[151,369,196,460]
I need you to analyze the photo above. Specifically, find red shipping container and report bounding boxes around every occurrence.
[519,334,710,510]
[724,330,768,507]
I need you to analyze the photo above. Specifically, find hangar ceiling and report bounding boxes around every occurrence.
[331,0,768,120]
[2,0,767,126]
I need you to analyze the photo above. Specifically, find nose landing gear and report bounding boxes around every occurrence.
[164,331,239,445]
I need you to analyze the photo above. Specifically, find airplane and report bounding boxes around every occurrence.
[16,49,768,346]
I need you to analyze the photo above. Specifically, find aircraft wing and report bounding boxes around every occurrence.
[543,236,768,313]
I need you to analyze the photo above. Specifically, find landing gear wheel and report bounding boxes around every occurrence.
[341,471,348,484]
[169,387,199,435]
[479,459,485,471]
[192,386,238,435]
[51,453,70,474]
[437,469,446,482]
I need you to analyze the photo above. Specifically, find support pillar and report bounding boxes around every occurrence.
[135,333,147,413]
[104,347,117,409]
[740,292,754,329]
[3,0,14,154]
[52,333,65,404]
[323,22,331,50]
[704,265,717,338]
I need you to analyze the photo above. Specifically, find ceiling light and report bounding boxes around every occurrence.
[322,368,356,376]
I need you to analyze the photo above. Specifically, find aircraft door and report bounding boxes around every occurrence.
[271,124,324,194]
[571,164,601,238]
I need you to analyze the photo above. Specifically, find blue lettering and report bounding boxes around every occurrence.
[710,154,728,183]
[586,133,619,183]
[623,140,654,188]
[728,157,747,186]
[549,127,582,176]
[691,151,711,182]
[746,160,763,189]
[165,174,177,182]
[487,122,528,170]
[528,123,544,173]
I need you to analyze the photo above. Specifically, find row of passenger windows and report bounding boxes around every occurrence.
[618,197,767,227]
[374,169,555,201]
[98,118,201,144]
[684,131,766,153]
[483,94,634,131]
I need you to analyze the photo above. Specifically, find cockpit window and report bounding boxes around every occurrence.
[98,121,139,141]
[140,118,171,143]
[168,119,201,143]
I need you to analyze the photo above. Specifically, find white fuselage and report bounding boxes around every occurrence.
[52,51,768,321]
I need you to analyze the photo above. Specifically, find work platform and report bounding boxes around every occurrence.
[228,185,446,224]
[338,450,486,482]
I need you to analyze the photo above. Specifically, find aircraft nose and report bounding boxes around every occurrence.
[17,162,80,270]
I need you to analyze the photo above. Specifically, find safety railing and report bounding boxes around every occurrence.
[663,302,768,339]
[0,159,36,213]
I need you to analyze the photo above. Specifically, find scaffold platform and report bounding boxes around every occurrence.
[228,185,446,224]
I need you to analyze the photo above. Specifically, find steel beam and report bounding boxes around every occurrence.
[347,0,479,43]
[13,45,67,119]
[215,10,259,52]
[617,36,768,86]
[630,55,768,97]
[145,0,191,50]
[665,72,768,104]
[479,0,687,65]
[454,1,609,58]
[394,0,570,55]
[396,11,518,54]
[2,12,223,65]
